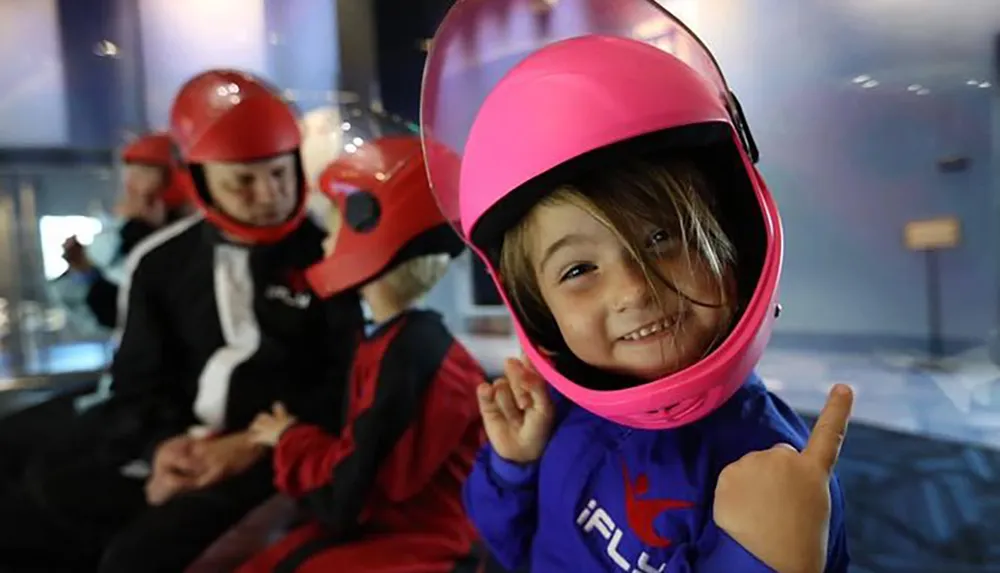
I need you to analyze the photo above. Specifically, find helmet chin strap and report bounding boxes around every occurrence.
[206,203,307,245]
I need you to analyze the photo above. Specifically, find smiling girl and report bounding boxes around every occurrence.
[419,0,850,571]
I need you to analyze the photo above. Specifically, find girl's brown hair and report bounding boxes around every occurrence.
[499,158,738,361]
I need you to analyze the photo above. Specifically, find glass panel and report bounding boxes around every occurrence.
[0,169,113,387]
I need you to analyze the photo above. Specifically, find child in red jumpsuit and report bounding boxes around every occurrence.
[240,135,484,573]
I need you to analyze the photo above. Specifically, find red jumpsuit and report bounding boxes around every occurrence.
[237,309,485,573]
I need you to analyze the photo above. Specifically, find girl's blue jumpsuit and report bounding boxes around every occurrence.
[465,374,849,571]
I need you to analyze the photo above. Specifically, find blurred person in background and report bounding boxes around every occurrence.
[0,69,362,573]
[1,133,197,485]
[55,132,195,330]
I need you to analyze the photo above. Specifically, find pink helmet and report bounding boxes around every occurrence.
[421,0,783,429]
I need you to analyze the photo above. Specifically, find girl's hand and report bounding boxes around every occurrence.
[249,402,297,447]
[478,357,555,464]
[714,384,854,573]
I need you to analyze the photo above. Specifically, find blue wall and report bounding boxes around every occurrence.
[263,0,340,114]
[707,1,998,349]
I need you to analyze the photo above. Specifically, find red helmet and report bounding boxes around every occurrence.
[121,132,173,165]
[121,132,191,211]
[305,135,464,298]
[158,172,194,211]
[169,69,306,243]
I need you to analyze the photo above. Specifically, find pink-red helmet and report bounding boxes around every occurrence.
[421,0,783,429]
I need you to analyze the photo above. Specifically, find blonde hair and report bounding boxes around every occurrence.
[500,158,737,357]
[380,254,451,306]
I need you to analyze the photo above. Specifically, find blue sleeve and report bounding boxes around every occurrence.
[824,475,850,572]
[71,267,101,287]
[691,526,776,572]
[688,479,847,573]
[462,444,539,571]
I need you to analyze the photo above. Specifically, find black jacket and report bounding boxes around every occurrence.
[106,215,362,457]
[86,214,184,329]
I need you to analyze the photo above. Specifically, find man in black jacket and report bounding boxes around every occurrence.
[0,70,361,573]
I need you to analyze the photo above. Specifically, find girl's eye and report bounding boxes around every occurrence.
[646,229,678,253]
[560,263,595,283]
[647,229,669,246]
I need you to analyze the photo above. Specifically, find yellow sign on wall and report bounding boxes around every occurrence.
[904,216,961,251]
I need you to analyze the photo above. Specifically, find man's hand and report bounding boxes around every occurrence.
[146,434,203,506]
[145,469,196,507]
[190,431,267,489]
[713,384,854,573]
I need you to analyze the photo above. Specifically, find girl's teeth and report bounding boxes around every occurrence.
[626,318,673,340]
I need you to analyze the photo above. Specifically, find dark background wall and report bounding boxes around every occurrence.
[374,0,451,120]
